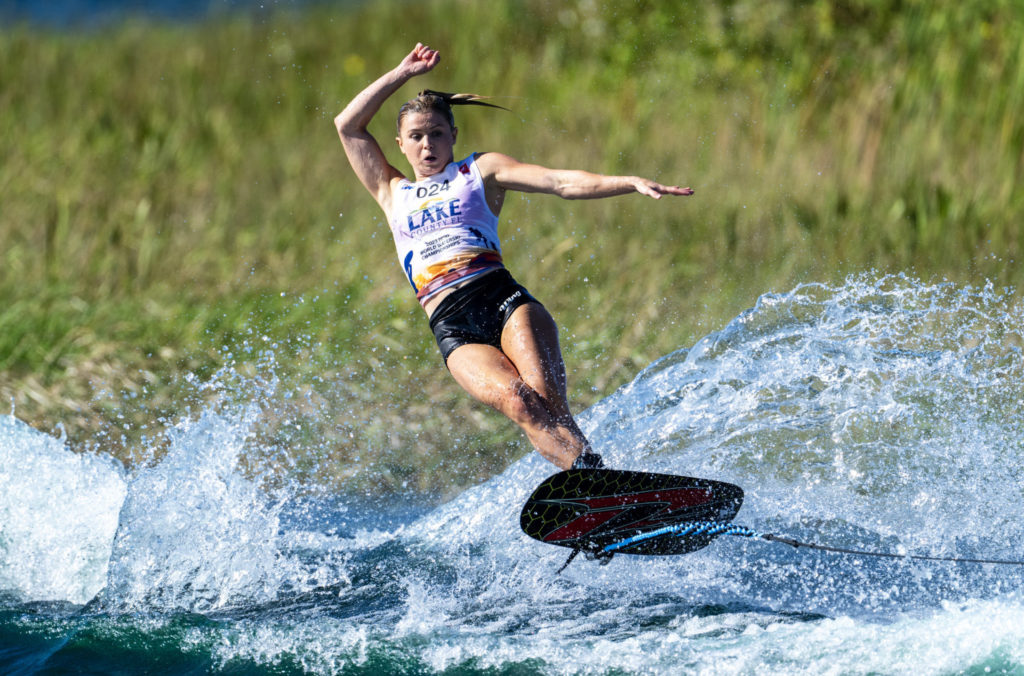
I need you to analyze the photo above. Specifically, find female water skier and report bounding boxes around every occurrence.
[334,43,694,471]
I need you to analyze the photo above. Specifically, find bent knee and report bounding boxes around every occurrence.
[499,378,550,427]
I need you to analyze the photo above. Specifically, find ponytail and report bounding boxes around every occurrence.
[418,90,510,112]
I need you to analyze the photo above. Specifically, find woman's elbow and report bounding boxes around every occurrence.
[549,176,581,199]
[334,107,364,137]
[333,112,350,135]
[555,184,586,200]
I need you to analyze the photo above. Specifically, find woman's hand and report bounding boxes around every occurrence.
[631,178,695,199]
[397,43,440,78]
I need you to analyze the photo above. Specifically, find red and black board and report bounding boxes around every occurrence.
[520,469,744,556]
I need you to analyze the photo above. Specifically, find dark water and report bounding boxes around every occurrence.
[0,0,332,28]
[3,274,1024,674]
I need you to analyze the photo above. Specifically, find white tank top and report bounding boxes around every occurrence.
[388,154,503,306]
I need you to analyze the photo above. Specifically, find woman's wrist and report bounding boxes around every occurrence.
[392,65,415,83]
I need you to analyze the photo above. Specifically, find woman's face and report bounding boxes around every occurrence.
[396,110,457,179]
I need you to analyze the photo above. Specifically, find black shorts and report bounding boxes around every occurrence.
[428,269,540,363]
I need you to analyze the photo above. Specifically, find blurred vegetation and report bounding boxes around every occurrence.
[1,0,1022,495]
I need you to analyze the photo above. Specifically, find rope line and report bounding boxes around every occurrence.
[601,520,1024,566]
[760,532,1024,566]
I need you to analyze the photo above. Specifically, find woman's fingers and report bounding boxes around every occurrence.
[414,43,440,67]
[400,43,440,74]
[636,179,695,198]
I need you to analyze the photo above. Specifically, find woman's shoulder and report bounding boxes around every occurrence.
[456,153,492,181]
[458,152,485,168]
[470,151,520,175]
[388,173,412,194]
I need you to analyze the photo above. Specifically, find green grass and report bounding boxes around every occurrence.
[1,0,1022,494]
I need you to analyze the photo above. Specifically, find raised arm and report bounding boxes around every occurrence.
[475,152,695,201]
[334,43,440,211]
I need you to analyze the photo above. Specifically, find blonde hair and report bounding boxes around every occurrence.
[397,90,509,133]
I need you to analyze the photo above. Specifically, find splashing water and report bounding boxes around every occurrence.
[0,416,125,604]
[2,274,1024,674]
[99,406,300,612]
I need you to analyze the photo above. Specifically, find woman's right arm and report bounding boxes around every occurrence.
[334,43,440,211]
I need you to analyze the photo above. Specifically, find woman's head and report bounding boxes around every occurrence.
[395,90,508,179]
[397,90,456,135]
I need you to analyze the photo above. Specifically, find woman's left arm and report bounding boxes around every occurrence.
[476,152,694,200]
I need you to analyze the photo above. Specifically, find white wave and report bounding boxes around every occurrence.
[0,414,126,604]
[186,595,1024,675]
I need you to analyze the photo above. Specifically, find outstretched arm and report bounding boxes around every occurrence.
[334,43,440,210]
[476,152,694,200]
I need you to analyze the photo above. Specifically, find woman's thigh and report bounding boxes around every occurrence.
[445,343,521,411]
[499,302,569,412]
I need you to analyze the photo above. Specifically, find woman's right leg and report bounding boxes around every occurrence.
[445,341,588,469]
